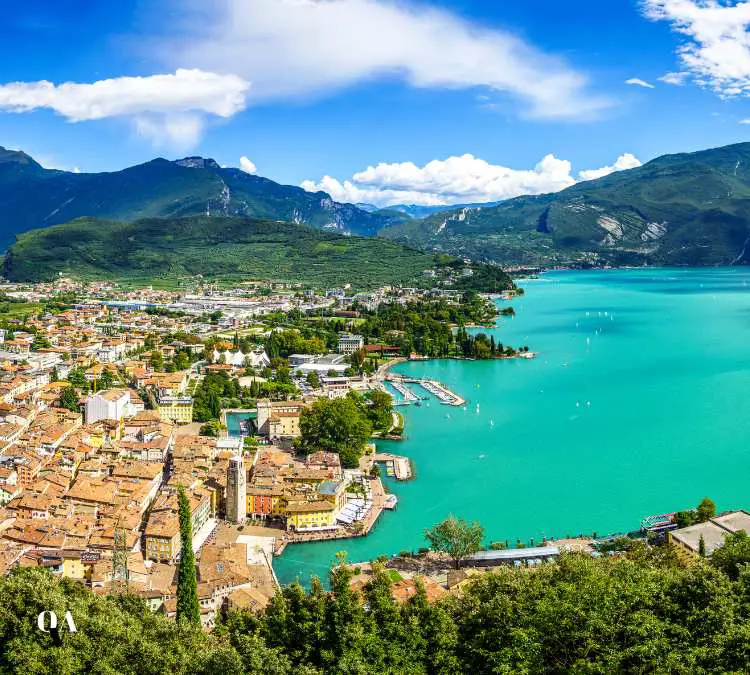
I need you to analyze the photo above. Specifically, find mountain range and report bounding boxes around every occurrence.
[357,202,500,219]
[4,141,750,274]
[380,142,750,267]
[0,147,397,248]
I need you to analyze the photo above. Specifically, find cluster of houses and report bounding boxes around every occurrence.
[0,275,488,624]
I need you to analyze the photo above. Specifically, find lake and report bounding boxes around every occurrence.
[274,268,750,585]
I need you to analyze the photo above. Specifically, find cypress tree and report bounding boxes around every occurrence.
[176,486,200,624]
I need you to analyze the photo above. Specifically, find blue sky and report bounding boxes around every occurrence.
[2,0,750,206]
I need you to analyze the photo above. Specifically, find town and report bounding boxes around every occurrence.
[0,273,516,628]
[0,272,739,636]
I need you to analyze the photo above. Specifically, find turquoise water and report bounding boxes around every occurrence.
[226,411,256,437]
[275,268,750,585]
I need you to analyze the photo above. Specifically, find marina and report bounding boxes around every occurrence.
[385,374,466,406]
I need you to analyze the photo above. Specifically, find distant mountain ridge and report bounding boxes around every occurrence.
[0,147,396,247]
[381,142,750,267]
[357,201,500,219]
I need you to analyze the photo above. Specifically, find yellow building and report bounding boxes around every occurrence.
[144,512,181,562]
[285,499,336,531]
[157,396,194,424]
[62,554,86,580]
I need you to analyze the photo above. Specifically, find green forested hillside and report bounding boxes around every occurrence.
[381,142,750,267]
[2,215,449,287]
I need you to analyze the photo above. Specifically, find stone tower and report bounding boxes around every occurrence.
[226,455,246,524]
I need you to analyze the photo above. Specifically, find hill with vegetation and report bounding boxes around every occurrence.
[7,535,750,674]
[2,215,472,288]
[381,142,750,267]
[0,148,394,247]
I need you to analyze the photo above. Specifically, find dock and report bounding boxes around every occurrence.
[389,380,419,403]
[414,379,465,406]
[373,452,413,480]
[406,378,465,406]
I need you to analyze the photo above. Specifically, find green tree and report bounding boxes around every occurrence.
[425,515,484,569]
[176,486,200,625]
[364,389,393,431]
[711,530,750,579]
[200,421,221,437]
[149,350,164,371]
[306,371,321,389]
[67,367,87,389]
[32,335,51,350]
[59,386,79,412]
[174,351,190,370]
[299,397,372,468]
[699,534,707,557]
[697,496,717,522]
[99,368,115,390]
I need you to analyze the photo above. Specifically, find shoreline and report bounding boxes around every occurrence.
[379,352,536,377]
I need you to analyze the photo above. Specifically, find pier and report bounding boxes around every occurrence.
[372,452,413,480]
[389,380,419,403]
[412,379,466,406]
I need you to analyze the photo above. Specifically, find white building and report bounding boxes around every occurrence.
[212,347,270,369]
[337,334,364,355]
[289,354,317,367]
[84,389,130,425]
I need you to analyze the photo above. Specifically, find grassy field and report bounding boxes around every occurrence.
[0,301,42,319]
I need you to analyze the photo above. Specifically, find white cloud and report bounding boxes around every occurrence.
[162,0,610,120]
[643,0,750,97]
[239,156,257,174]
[302,152,641,207]
[133,113,206,149]
[578,153,642,181]
[659,71,689,85]
[625,77,656,88]
[0,69,250,149]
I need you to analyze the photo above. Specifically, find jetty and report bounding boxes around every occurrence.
[389,380,419,404]
[412,379,466,406]
[373,452,413,480]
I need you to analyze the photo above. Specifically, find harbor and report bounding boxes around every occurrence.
[384,374,466,406]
